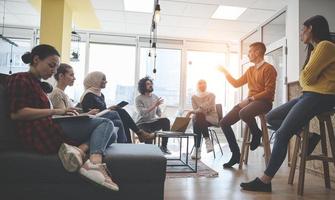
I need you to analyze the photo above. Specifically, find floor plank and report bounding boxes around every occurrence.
[164,143,335,200]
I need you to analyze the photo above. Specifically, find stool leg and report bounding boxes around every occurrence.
[244,129,251,165]
[239,125,249,169]
[325,116,335,169]
[260,116,271,166]
[298,126,309,196]
[288,135,301,184]
[288,136,292,167]
[325,115,335,190]
[319,118,331,189]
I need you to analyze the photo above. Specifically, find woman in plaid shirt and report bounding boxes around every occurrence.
[7,44,119,192]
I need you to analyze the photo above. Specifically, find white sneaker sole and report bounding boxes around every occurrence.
[79,167,119,191]
[58,143,82,172]
[191,151,201,160]
[206,147,214,153]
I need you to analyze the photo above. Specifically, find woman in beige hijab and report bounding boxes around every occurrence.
[187,80,218,159]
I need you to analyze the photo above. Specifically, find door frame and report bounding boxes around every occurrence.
[265,37,288,105]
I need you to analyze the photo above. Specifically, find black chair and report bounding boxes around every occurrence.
[191,104,224,158]
[208,104,224,158]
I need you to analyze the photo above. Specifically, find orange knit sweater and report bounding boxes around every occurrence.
[226,62,277,102]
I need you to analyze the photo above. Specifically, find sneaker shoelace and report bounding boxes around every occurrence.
[100,164,114,182]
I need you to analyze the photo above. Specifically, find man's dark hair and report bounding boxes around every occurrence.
[138,76,153,95]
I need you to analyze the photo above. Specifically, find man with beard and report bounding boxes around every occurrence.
[135,76,171,154]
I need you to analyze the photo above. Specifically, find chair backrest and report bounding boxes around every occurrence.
[216,104,223,121]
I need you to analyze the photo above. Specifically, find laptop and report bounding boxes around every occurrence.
[159,117,191,135]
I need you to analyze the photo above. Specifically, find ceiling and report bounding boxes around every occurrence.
[0,0,288,42]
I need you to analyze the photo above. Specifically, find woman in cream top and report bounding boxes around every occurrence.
[187,80,218,159]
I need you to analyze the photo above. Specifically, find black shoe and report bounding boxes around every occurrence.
[223,152,240,168]
[307,132,321,155]
[160,146,171,155]
[250,131,262,151]
[240,177,272,192]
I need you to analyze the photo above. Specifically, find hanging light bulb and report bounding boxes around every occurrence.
[154,3,161,23]
[151,42,157,57]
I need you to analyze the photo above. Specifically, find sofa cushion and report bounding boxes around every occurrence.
[104,144,167,183]
[0,84,20,151]
[0,150,81,184]
[0,144,166,184]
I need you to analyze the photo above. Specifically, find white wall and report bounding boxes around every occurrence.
[286,0,300,83]
[286,0,335,83]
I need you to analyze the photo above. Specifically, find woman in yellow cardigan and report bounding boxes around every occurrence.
[240,15,335,192]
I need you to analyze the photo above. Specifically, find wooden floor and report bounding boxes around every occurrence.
[164,143,335,200]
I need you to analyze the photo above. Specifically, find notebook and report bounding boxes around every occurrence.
[52,113,91,121]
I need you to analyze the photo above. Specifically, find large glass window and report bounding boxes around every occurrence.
[0,39,31,74]
[65,42,86,104]
[265,47,285,108]
[140,48,181,107]
[89,43,136,106]
[225,53,240,110]
[241,30,260,65]
[186,51,226,108]
[262,11,286,46]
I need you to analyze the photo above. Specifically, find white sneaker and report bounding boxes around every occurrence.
[191,148,201,160]
[79,160,119,192]
[58,143,83,172]
[205,138,214,153]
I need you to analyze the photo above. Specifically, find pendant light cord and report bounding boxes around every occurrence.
[2,0,6,35]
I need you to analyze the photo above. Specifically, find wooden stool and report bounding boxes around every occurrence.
[239,114,271,169]
[288,110,335,195]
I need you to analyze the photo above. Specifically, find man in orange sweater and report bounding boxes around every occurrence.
[218,42,277,168]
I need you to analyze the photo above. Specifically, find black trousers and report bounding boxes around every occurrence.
[219,100,272,153]
[138,118,170,147]
[192,113,212,148]
[114,108,140,143]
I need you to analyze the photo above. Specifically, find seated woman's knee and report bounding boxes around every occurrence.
[193,112,206,121]
[100,118,114,127]
[161,118,170,125]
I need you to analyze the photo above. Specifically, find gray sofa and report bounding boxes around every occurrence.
[0,74,167,200]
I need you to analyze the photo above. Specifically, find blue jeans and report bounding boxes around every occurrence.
[264,92,335,177]
[101,111,127,143]
[58,117,117,155]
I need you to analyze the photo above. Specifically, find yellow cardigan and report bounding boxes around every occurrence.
[299,40,335,94]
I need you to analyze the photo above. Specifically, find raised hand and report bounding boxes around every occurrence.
[217,65,230,76]
[155,97,164,107]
